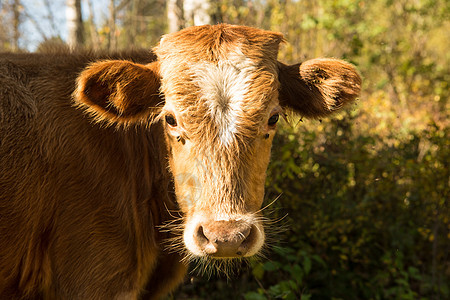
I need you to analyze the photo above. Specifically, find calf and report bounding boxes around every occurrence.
[0,24,361,299]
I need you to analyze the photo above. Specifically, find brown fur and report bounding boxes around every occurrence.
[0,50,186,299]
[75,60,162,126]
[278,59,362,118]
[0,24,361,299]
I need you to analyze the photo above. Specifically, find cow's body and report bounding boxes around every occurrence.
[0,52,186,299]
[0,24,361,299]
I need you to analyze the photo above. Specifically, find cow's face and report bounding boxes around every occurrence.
[75,25,361,262]
[154,26,283,258]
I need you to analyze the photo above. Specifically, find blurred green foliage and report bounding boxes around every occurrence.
[173,0,449,299]
[254,117,449,300]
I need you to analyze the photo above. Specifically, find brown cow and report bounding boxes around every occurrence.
[0,24,361,299]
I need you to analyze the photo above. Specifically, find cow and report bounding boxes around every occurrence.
[0,24,361,299]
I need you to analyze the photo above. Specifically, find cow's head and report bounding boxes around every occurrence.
[75,25,361,262]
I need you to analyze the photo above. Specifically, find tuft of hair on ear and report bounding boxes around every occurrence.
[278,58,361,119]
[74,60,163,128]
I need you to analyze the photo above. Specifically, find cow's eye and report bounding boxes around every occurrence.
[268,113,279,126]
[165,114,177,126]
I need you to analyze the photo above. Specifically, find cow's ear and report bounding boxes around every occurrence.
[278,58,361,118]
[74,60,162,125]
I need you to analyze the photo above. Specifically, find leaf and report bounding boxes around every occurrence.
[263,261,281,272]
[244,292,267,300]
[286,264,304,283]
[252,263,265,280]
[303,256,312,275]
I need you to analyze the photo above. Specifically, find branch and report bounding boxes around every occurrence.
[22,8,49,42]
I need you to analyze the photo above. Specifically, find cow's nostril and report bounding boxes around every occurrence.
[237,225,257,254]
[195,225,219,255]
[195,225,209,246]
[239,226,251,241]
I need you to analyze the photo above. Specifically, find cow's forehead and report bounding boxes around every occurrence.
[154,24,284,63]
[156,25,283,146]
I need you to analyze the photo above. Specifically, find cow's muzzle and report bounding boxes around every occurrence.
[188,219,263,258]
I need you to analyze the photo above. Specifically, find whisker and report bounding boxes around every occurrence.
[254,213,289,226]
[162,202,181,220]
[254,193,282,215]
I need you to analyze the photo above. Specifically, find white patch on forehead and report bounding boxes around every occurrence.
[192,48,257,146]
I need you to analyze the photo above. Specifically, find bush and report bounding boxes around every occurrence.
[246,117,449,300]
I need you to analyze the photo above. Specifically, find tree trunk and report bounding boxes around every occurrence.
[86,0,100,50]
[183,0,211,27]
[108,0,117,51]
[167,0,184,33]
[12,0,21,51]
[66,0,84,49]
[125,0,139,45]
